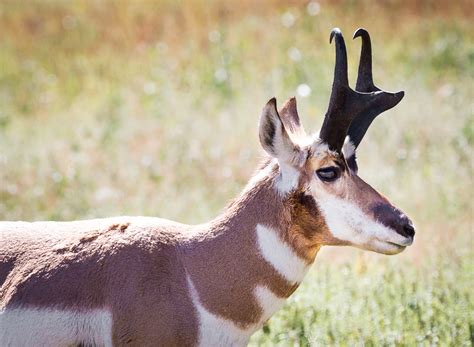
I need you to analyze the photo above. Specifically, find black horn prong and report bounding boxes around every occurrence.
[319,28,405,154]
[346,91,404,150]
[344,28,405,152]
[319,28,354,152]
[330,28,349,87]
[353,28,378,92]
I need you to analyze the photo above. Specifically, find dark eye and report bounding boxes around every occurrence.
[316,167,341,182]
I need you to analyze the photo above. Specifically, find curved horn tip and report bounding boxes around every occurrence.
[394,91,405,101]
[353,27,369,39]
[329,28,342,43]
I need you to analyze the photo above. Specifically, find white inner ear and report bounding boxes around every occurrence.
[259,103,308,194]
[270,116,306,168]
[273,127,309,194]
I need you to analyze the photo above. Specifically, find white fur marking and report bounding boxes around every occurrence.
[312,140,338,158]
[312,188,412,252]
[275,163,300,194]
[254,285,287,323]
[187,276,252,347]
[245,159,300,195]
[0,308,113,347]
[245,159,277,191]
[256,224,309,283]
[186,276,289,347]
[342,136,356,159]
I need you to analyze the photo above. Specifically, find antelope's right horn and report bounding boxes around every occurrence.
[345,28,405,154]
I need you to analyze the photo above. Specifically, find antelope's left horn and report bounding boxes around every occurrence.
[345,28,405,152]
[319,28,398,154]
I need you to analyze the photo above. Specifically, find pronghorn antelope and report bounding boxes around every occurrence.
[0,28,414,347]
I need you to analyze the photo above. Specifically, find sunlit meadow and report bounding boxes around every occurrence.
[0,1,472,345]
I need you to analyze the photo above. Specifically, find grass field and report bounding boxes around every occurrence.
[0,1,473,345]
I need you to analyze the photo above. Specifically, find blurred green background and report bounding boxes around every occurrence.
[0,0,472,345]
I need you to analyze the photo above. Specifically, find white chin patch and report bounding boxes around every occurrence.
[370,239,406,255]
[312,189,409,252]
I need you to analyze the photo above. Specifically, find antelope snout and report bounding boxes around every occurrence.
[397,216,415,239]
[372,203,415,245]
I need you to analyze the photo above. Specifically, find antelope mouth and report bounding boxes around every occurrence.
[377,241,406,255]
[387,241,407,250]
[381,232,414,248]
[387,237,413,247]
[383,236,414,254]
[371,236,413,255]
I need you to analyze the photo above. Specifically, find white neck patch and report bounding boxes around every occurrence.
[186,276,252,347]
[186,276,287,347]
[254,285,287,323]
[256,224,309,284]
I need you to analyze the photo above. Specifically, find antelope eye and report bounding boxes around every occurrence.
[316,167,341,182]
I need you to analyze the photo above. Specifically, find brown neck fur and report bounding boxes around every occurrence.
[180,160,327,327]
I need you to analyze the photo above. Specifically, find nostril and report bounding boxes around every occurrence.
[403,223,415,238]
[372,203,415,239]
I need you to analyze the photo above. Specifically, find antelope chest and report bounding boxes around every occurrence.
[184,223,310,346]
[188,277,287,347]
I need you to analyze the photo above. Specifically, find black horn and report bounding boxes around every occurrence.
[319,28,396,153]
[353,28,378,93]
[345,28,405,151]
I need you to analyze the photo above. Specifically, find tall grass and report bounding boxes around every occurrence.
[0,1,472,345]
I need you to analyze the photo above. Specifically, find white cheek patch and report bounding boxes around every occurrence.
[256,224,309,284]
[311,187,409,247]
[0,308,113,347]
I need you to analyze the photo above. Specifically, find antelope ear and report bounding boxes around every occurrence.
[279,97,306,139]
[259,98,303,166]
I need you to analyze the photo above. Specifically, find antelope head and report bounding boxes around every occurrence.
[259,28,414,256]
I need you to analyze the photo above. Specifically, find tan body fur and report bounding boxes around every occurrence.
[0,163,329,346]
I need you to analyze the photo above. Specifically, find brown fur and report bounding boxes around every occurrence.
[0,159,330,346]
[0,218,198,346]
[287,192,330,261]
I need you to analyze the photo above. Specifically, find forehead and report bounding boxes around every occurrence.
[306,142,344,170]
